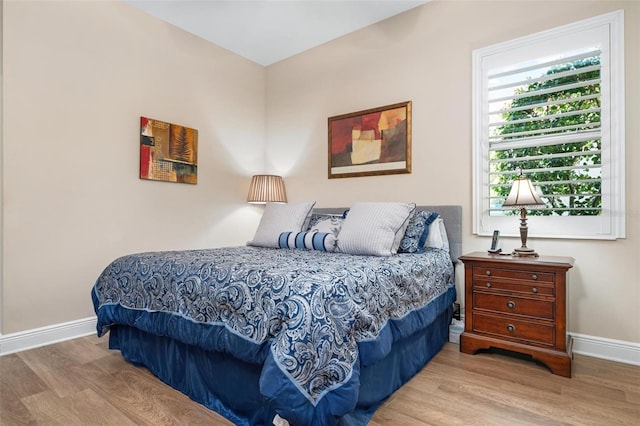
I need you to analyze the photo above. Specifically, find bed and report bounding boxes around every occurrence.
[92,203,462,425]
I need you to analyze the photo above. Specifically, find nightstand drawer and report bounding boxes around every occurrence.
[472,278,554,296]
[472,313,555,347]
[473,292,554,320]
[472,266,554,284]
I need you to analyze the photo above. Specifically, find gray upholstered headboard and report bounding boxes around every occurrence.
[313,205,462,264]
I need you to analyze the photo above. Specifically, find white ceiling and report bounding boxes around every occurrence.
[125,0,429,66]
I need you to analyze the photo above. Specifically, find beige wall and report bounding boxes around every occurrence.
[1,0,266,333]
[2,0,638,345]
[266,1,640,343]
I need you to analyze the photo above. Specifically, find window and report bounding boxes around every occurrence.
[472,10,625,240]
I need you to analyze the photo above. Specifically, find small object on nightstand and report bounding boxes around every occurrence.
[487,230,501,254]
[458,252,574,377]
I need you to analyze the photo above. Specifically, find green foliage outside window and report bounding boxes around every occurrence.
[491,57,602,216]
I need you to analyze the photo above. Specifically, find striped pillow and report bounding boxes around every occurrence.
[337,202,416,256]
[278,231,337,252]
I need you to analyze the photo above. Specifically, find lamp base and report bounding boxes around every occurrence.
[512,247,539,257]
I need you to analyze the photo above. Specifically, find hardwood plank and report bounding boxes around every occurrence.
[378,383,539,426]
[88,349,131,376]
[0,388,37,426]
[22,390,86,425]
[16,363,86,399]
[50,336,112,365]
[397,370,441,395]
[0,354,46,425]
[65,388,139,425]
[0,399,36,425]
[370,403,469,426]
[427,380,558,425]
[59,360,118,395]
[626,390,640,404]
[16,344,87,398]
[16,343,79,372]
[0,354,49,399]
[572,354,640,393]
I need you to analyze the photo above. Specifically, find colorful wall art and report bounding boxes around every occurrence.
[140,116,198,184]
[328,101,411,178]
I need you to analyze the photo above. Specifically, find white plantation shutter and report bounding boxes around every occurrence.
[472,11,625,240]
[488,48,603,215]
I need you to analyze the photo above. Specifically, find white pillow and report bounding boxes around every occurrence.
[424,217,450,251]
[337,202,415,256]
[249,202,316,248]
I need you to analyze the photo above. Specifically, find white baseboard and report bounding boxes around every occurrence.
[570,332,640,366]
[0,316,97,356]
[1,318,638,367]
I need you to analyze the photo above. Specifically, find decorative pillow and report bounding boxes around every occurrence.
[398,210,440,253]
[248,201,316,248]
[278,231,337,252]
[307,213,342,230]
[424,217,450,251]
[307,214,344,243]
[337,202,416,256]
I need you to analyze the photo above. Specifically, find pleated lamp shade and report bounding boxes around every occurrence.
[247,175,287,204]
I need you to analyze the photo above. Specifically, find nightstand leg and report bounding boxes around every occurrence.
[461,333,572,377]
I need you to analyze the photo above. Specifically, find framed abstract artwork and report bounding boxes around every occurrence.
[139,116,198,184]
[328,101,411,179]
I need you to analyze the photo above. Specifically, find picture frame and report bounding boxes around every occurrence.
[139,116,198,184]
[328,101,411,179]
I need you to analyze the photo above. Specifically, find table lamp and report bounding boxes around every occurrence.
[502,172,545,257]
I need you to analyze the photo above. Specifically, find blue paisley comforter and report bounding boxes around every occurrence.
[92,245,454,424]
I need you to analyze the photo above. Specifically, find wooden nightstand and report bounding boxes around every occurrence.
[459,252,574,377]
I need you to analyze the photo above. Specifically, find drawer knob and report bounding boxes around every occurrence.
[507,301,516,309]
[532,287,538,294]
[486,282,492,288]
[532,274,538,280]
[507,324,516,333]
[486,270,492,276]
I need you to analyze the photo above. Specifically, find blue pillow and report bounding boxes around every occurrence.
[398,211,439,253]
[278,231,337,252]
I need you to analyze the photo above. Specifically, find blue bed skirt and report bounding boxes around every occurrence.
[108,286,455,425]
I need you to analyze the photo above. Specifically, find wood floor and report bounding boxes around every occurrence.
[1,335,638,425]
